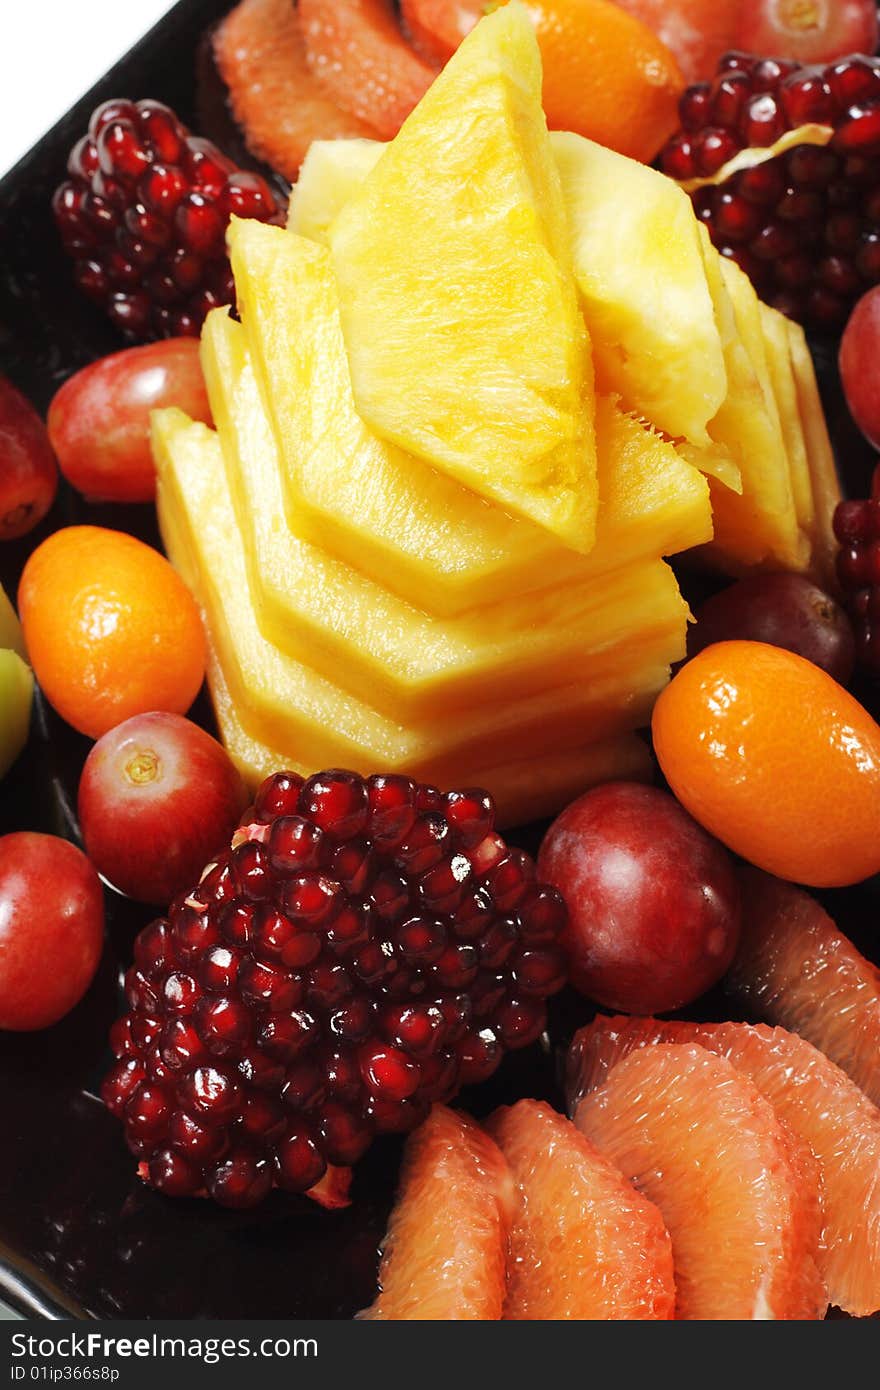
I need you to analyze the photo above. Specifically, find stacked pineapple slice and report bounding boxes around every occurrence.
[153,2,839,827]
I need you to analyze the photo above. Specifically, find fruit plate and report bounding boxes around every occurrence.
[0,0,878,1323]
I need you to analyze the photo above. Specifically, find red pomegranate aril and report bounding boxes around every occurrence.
[395,915,447,964]
[282,1059,327,1111]
[101,1058,146,1116]
[366,1092,429,1134]
[220,903,256,949]
[695,128,742,175]
[174,193,225,256]
[124,1082,172,1143]
[241,1090,285,1140]
[308,961,354,1010]
[258,1010,317,1062]
[381,1002,444,1057]
[125,967,160,1013]
[495,995,546,1049]
[444,788,495,848]
[419,1050,458,1102]
[182,1064,243,1126]
[255,771,304,821]
[752,57,799,91]
[470,972,508,1020]
[452,887,494,942]
[97,121,151,180]
[477,919,517,970]
[714,191,762,241]
[198,945,242,995]
[834,104,880,155]
[469,832,506,876]
[283,874,342,927]
[681,83,712,130]
[207,1144,272,1209]
[68,135,99,180]
[324,1048,362,1103]
[168,1108,226,1164]
[298,771,368,841]
[329,998,374,1042]
[160,1016,204,1071]
[857,233,880,279]
[369,868,411,923]
[513,947,568,998]
[458,1027,502,1085]
[827,58,880,109]
[710,73,750,128]
[196,996,253,1055]
[484,850,535,912]
[519,886,568,945]
[396,815,449,874]
[740,93,785,146]
[432,942,479,990]
[781,72,836,126]
[662,134,696,181]
[267,815,324,875]
[148,1148,200,1197]
[367,773,418,846]
[325,903,370,951]
[359,1044,420,1100]
[184,137,234,194]
[237,1050,286,1092]
[219,171,276,220]
[326,839,374,896]
[276,1125,327,1191]
[776,252,815,287]
[140,163,188,215]
[319,1103,372,1165]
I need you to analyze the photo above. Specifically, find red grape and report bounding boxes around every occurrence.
[537,782,741,1014]
[0,832,104,1030]
[736,0,878,65]
[47,338,212,503]
[0,376,58,540]
[687,573,855,683]
[840,286,880,452]
[78,711,248,904]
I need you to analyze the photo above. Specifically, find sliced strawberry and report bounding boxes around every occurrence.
[299,0,438,140]
[214,0,379,183]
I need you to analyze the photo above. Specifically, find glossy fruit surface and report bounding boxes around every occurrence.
[653,640,880,887]
[610,0,740,83]
[727,867,880,1106]
[78,713,247,904]
[18,526,206,740]
[687,573,855,682]
[53,96,283,341]
[0,375,58,540]
[487,1099,675,1319]
[0,833,104,1030]
[48,339,212,503]
[299,0,437,141]
[0,650,33,781]
[214,0,378,182]
[102,769,569,1206]
[736,0,879,66]
[400,0,684,160]
[574,1041,825,1319]
[364,1105,514,1318]
[839,286,880,450]
[568,1014,880,1316]
[660,52,880,330]
[538,781,741,1013]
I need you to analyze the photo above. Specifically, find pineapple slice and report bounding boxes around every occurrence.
[328,3,597,552]
[202,307,699,720]
[550,131,727,453]
[205,648,653,829]
[787,320,841,589]
[696,231,807,573]
[289,138,382,242]
[292,134,733,473]
[153,408,686,794]
[230,221,711,615]
[760,302,815,544]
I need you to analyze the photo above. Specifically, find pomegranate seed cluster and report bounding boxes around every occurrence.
[53,98,285,341]
[834,464,880,674]
[659,52,880,330]
[102,769,569,1208]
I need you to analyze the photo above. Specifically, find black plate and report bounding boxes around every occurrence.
[0,0,877,1321]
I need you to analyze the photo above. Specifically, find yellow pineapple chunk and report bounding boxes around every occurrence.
[787,320,841,588]
[760,302,814,544]
[230,220,711,614]
[695,231,807,573]
[204,649,653,829]
[289,138,381,243]
[153,407,686,807]
[328,2,597,551]
[202,307,700,720]
[550,131,727,451]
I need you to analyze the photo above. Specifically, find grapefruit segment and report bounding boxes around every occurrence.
[727,869,880,1108]
[213,0,378,182]
[400,0,476,62]
[487,1099,675,1319]
[568,1016,880,1316]
[299,0,437,139]
[574,1042,826,1320]
[362,1105,514,1319]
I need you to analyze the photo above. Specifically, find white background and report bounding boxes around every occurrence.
[1,0,179,180]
